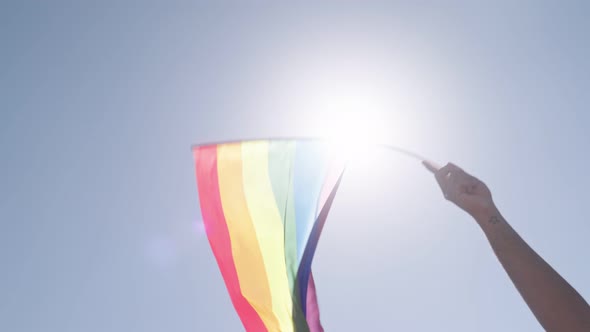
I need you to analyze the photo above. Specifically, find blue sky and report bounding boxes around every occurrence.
[1,1,589,331]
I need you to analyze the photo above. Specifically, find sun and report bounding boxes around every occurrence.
[300,73,393,162]
[308,75,391,141]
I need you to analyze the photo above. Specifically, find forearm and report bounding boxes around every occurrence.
[475,209,590,332]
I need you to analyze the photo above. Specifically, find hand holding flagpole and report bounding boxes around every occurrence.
[422,160,498,222]
[421,160,590,332]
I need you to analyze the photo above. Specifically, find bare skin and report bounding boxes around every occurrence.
[423,161,590,332]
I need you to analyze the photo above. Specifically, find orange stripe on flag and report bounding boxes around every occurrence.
[242,141,295,332]
[217,143,281,331]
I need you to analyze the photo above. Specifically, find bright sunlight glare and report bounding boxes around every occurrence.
[304,73,393,164]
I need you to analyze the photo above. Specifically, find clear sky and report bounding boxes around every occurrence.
[2,1,589,331]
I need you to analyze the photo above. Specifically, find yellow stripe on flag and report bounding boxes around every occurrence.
[217,143,280,331]
[242,141,295,332]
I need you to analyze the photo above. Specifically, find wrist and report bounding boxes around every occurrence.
[472,204,502,227]
[472,206,515,242]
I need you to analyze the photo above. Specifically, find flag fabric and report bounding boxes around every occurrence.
[193,140,346,332]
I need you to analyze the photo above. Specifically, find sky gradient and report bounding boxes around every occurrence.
[2,1,589,331]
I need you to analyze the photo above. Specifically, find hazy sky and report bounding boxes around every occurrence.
[2,1,589,331]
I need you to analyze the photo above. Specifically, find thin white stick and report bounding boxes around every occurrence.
[191,137,433,163]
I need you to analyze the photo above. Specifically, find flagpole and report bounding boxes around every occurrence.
[191,137,432,163]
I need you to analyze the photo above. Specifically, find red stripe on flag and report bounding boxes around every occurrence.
[306,272,324,332]
[194,146,267,332]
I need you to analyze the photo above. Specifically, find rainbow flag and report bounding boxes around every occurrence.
[193,140,345,332]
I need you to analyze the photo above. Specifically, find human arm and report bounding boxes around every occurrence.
[423,161,590,332]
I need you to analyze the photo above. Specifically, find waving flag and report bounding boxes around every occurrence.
[193,140,346,332]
